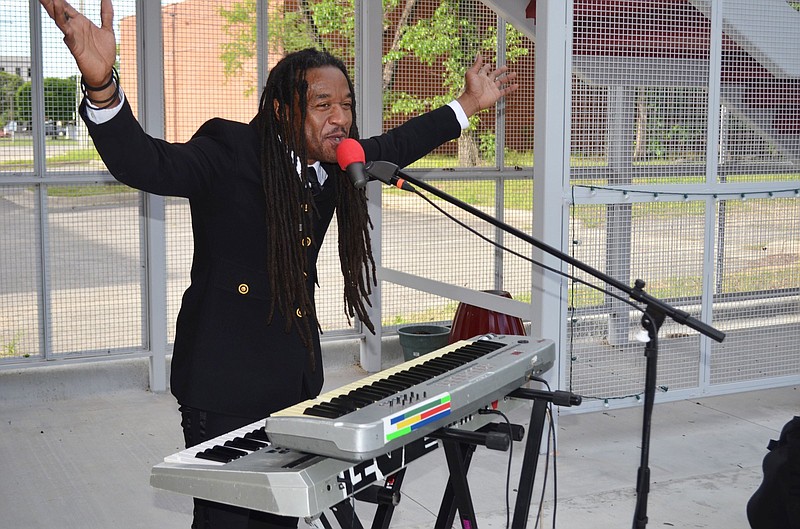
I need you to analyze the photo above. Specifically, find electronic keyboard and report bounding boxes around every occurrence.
[265,334,554,461]
[150,396,524,517]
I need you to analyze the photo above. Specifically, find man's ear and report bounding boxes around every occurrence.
[273,99,280,119]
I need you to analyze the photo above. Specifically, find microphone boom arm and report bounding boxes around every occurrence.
[367,161,723,343]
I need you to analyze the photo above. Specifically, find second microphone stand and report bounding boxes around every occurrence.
[364,160,726,529]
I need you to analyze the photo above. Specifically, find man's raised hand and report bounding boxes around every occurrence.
[39,0,117,89]
[457,53,519,118]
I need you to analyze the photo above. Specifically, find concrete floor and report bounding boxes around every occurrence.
[0,356,796,529]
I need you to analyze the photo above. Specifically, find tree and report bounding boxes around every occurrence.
[384,0,528,164]
[0,72,24,127]
[14,77,77,125]
[218,0,528,165]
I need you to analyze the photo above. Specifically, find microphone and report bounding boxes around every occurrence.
[336,138,415,192]
[337,138,368,189]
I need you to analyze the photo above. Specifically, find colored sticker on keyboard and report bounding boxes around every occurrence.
[383,393,451,442]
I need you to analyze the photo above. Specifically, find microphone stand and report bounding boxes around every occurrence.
[365,161,725,529]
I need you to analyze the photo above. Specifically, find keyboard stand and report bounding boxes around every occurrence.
[318,388,581,529]
[321,468,407,529]
[317,421,510,529]
[366,469,406,529]
[432,387,582,529]
[433,434,483,528]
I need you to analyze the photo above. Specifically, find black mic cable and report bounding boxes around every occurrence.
[406,186,645,315]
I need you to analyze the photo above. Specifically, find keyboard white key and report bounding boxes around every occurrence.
[164,419,269,466]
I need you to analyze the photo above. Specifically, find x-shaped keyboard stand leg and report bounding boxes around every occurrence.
[430,423,520,529]
[434,438,479,529]
[324,468,406,529]
[432,388,581,529]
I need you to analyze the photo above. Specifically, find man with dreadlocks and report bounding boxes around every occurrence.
[42,0,519,527]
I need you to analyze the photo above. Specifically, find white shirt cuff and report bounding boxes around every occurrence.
[447,100,469,130]
[84,87,127,124]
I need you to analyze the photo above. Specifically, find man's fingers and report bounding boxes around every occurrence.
[43,0,63,24]
[501,83,519,96]
[39,0,54,18]
[42,0,76,30]
[100,0,114,31]
[496,71,518,85]
[489,66,510,81]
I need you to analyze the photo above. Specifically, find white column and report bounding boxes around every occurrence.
[355,0,385,373]
[138,1,168,393]
[532,0,572,393]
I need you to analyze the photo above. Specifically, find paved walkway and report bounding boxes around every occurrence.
[0,357,795,528]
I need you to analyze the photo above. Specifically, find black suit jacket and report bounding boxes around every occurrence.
[81,98,461,418]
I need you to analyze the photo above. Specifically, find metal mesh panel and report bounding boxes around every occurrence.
[568,200,705,400]
[381,0,536,328]
[38,2,136,174]
[382,282,461,330]
[567,1,713,401]
[711,197,800,384]
[716,1,799,171]
[383,1,496,168]
[711,0,800,385]
[47,184,143,355]
[568,0,800,399]
[0,3,33,172]
[41,20,83,170]
[500,176,535,301]
[382,178,499,331]
[571,0,711,184]
[1,5,36,361]
[157,0,260,142]
[0,186,42,361]
[1,2,140,363]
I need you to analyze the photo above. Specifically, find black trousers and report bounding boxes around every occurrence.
[179,405,299,529]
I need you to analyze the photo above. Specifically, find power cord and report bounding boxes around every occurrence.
[529,376,559,529]
[478,408,514,529]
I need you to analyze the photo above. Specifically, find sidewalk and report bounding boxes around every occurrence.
[0,356,795,528]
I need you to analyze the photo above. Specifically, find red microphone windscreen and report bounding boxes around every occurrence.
[337,138,365,170]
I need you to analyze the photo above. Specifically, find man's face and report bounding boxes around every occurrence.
[301,66,353,165]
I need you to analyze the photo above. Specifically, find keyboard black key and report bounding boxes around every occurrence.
[225,437,267,451]
[329,397,359,413]
[196,449,233,463]
[342,392,376,407]
[371,380,407,393]
[350,387,391,400]
[244,428,270,442]
[407,365,446,378]
[195,445,247,463]
[303,406,341,419]
[445,351,481,363]
[426,357,462,370]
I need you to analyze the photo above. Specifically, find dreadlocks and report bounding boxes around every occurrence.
[256,48,377,356]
